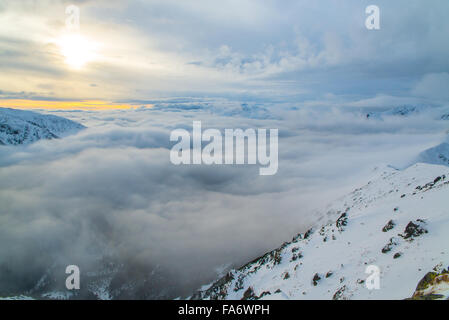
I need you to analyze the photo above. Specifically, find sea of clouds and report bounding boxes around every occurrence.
[0,100,448,297]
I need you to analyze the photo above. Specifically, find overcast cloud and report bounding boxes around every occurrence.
[0,0,449,101]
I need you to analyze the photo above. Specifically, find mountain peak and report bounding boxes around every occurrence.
[0,108,85,146]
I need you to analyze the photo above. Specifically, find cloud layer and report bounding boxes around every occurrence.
[1,102,448,296]
[1,1,449,101]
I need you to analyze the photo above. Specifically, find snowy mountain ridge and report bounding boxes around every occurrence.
[0,108,85,145]
[192,163,449,300]
[365,105,449,121]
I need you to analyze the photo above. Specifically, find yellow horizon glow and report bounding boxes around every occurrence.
[0,99,152,111]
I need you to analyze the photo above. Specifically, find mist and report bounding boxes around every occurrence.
[1,101,447,298]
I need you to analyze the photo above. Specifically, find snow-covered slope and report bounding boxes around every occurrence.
[192,163,449,300]
[0,108,85,145]
[417,142,449,167]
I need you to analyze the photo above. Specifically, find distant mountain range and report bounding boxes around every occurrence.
[365,105,449,120]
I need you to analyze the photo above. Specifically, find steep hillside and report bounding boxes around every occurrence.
[0,108,85,145]
[192,163,449,300]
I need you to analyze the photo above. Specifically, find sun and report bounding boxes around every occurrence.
[56,34,99,69]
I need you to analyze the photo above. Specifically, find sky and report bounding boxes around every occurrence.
[1,0,449,106]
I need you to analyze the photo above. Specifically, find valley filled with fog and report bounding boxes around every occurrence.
[1,101,448,298]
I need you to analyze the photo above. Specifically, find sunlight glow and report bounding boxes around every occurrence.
[57,34,99,69]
